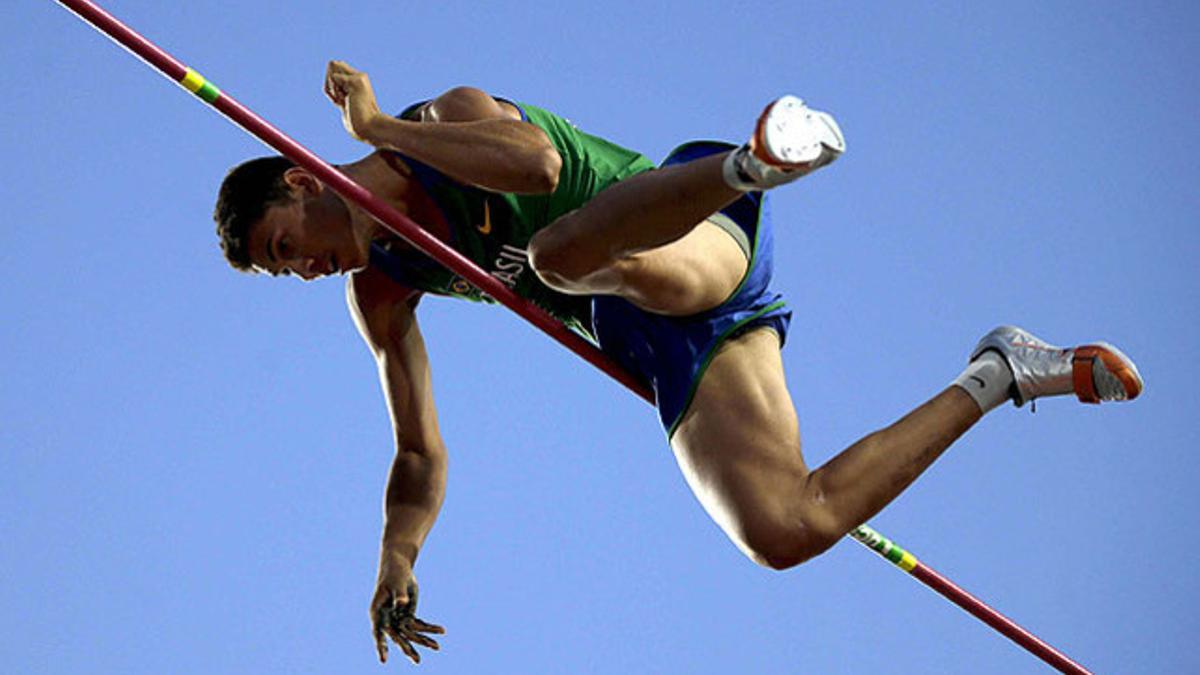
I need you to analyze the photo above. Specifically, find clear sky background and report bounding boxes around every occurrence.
[3,1,1198,673]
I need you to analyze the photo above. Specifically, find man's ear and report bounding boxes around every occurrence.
[282,167,322,197]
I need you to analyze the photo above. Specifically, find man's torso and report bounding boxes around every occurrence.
[367,100,655,335]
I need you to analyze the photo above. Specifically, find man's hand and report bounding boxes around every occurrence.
[371,548,445,664]
[324,60,385,143]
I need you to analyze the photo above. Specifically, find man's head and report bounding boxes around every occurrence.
[214,156,368,280]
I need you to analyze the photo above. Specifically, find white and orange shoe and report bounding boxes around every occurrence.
[972,325,1144,407]
[723,95,846,191]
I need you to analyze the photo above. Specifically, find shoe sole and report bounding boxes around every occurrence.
[1073,342,1144,403]
[751,95,846,168]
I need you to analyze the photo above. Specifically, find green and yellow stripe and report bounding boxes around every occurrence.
[179,68,220,103]
[851,524,919,573]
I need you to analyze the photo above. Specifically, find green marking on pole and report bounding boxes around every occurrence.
[196,81,220,103]
[852,524,914,570]
[180,68,221,104]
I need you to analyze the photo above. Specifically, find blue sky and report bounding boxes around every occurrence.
[4,1,1198,673]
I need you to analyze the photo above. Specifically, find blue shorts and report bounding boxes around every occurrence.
[590,141,793,438]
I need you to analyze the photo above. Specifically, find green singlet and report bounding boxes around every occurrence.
[368,100,656,337]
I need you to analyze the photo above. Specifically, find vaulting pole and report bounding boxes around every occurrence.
[852,526,1090,674]
[54,2,1092,672]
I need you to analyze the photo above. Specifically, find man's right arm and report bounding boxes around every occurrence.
[346,267,447,664]
[324,60,561,195]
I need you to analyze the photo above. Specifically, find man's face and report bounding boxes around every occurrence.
[246,169,367,280]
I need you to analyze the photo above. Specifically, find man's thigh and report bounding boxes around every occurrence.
[613,219,749,317]
[669,327,808,548]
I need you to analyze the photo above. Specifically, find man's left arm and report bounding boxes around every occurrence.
[324,60,561,194]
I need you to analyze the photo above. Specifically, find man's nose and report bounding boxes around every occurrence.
[297,257,318,280]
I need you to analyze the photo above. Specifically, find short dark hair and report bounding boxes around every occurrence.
[213,156,296,271]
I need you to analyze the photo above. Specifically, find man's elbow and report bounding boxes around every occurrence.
[398,436,447,463]
[531,148,561,193]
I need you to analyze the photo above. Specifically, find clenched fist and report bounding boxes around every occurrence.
[324,60,385,143]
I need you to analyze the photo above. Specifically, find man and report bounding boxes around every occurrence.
[213,61,1143,665]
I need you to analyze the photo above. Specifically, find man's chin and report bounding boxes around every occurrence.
[339,263,369,277]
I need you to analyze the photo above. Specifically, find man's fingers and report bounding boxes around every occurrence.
[325,80,345,105]
[411,618,446,634]
[323,62,342,103]
[372,605,440,663]
[376,640,388,664]
[323,66,360,105]
[328,60,362,79]
[327,76,349,101]
[372,615,389,663]
[401,628,440,651]
[387,627,421,664]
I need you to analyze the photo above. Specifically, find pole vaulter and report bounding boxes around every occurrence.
[55,1,1094,672]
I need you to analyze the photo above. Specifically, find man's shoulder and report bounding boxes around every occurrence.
[348,265,420,315]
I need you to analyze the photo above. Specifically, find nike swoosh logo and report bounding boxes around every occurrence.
[969,375,987,389]
[477,200,492,235]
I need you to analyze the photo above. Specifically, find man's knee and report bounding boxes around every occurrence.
[528,217,614,293]
[735,510,845,571]
[527,232,573,290]
[529,220,584,288]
